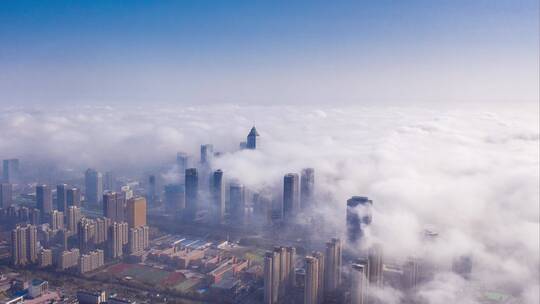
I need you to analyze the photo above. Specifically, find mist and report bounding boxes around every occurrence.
[0,102,538,302]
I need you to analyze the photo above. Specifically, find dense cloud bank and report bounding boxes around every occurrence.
[0,103,538,302]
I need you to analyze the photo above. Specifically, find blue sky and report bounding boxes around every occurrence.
[0,0,538,105]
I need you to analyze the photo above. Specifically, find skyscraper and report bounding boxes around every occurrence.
[0,183,12,209]
[346,196,373,244]
[147,175,158,206]
[128,225,149,254]
[304,256,319,304]
[264,250,280,304]
[184,168,199,221]
[229,182,246,225]
[2,159,20,183]
[210,169,225,225]
[246,126,259,149]
[50,210,64,230]
[67,206,82,234]
[324,238,342,292]
[368,244,383,287]
[164,184,185,216]
[11,224,37,266]
[103,192,125,223]
[126,197,146,228]
[283,173,300,220]
[176,152,189,177]
[351,263,368,304]
[300,168,315,209]
[263,246,296,304]
[103,171,115,192]
[56,184,68,212]
[66,187,81,207]
[312,251,325,304]
[108,222,127,259]
[85,168,103,205]
[36,185,53,215]
[200,144,214,166]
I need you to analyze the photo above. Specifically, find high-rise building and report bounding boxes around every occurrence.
[95,217,111,245]
[67,187,81,207]
[210,169,225,225]
[56,248,80,270]
[351,263,368,304]
[120,185,133,200]
[300,168,315,209]
[67,206,82,234]
[85,169,103,205]
[103,192,125,223]
[264,250,280,304]
[2,159,20,183]
[29,208,41,225]
[38,249,53,268]
[164,184,185,216]
[147,175,158,206]
[36,185,53,215]
[264,246,296,304]
[452,255,473,280]
[78,218,96,253]
[0,183,12,209]
[368,245,383,287]
[11,224,37,266]
[128,226,149,254]
[176,152,189,178]
[304,256,319,304]
[200,144,214,166]
[346,196,373,244]
[126,197,146,228]
[50,210,64,230]
[246,126,259,149]
[229,182,246,225]
[403,258,419,290]
[103,171,115,192]
[312,251,325,304]
[56,184,68,212]
[79,249,104,274]
[184,168,198,221]
[107,222,127,259]
[283,173,300,220]
[324,238,342,292]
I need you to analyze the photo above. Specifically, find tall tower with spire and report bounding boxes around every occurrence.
[246,126,259,149]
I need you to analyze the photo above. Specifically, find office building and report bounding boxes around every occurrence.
[351,263,368,304]
[246,126,259,149]
[0,183,12,208]
[229,182,246,225]
[304,256,319,304]
[11,224,37,266]
[128,225,149,254]
[67,187,81,207]
[184,168,198,221]
[85,169,103,205]
[324,238,342,292]
[300,168,315,208]
[147,175,158,205]
[346,196,373,244]
[126,197,146,228]
[2,158,20,183]
[56,184,68,212]
[283,173,300,219]
[164,184,185,216]
[210,169,225,225]
[36,184,53,215]
[176,152,189,178]
[200,144,214,165]
[103,192,125,223]
[103,171,115,192]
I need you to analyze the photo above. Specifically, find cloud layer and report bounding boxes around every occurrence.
[0,103,538,302]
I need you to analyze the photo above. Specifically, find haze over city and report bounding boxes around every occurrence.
[0,1,538,304]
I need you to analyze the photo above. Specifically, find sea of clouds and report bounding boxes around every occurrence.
[0,103,538,303]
